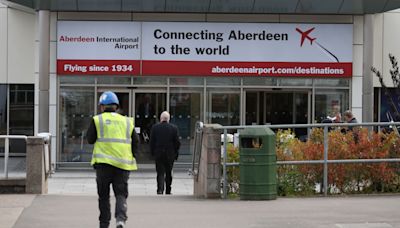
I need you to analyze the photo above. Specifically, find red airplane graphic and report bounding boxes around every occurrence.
[295,27,340,62]
[296,27,316,46]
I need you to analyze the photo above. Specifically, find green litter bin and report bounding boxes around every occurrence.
[239,127,277,200]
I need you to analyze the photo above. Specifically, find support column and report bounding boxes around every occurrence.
[363,15,374,123]
[38,10,50,133]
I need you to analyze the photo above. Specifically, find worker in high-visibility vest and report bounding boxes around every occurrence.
[87,91,138,228]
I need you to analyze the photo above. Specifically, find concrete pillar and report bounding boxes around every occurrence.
[194,124,221,199]
[26,136,48,194]
[363,15,374,123]
[38,10,50,132]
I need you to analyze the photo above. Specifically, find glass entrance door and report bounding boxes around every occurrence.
[134,92,166,163]
[245,91,310,138]
[169,91,202,164]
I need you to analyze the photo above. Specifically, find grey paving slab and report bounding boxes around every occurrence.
[10,195,400,228]
[0,194,35,228]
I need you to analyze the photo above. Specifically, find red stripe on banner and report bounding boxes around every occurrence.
[57,60,141,75]
[142,61,353,77]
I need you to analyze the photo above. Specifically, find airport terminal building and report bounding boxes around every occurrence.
[1,0,400,168]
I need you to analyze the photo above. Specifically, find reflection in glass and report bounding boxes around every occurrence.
[170,77,204,86]
[60,87,95,162]
[97,76,131,85]
[60,76,95,84]
[135,93,166,163]
[243,77,277,86]
[170,92,201,163]
[210,93,240,126]
[315,89,349,123]
[314,79,350,87]
[207,77,240,86]
[133,77,167,85]
[278,78,312,87]
[9,85,34,154]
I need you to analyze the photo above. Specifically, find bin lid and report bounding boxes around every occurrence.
[239,127,274,136]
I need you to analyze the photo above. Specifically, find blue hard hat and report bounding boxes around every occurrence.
[98,91,119,106]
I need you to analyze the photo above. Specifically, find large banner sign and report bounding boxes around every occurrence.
[57,21,353,77]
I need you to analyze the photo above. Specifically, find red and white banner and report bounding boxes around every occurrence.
[57,21,353,77]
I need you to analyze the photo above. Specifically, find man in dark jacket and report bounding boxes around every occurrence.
[343,110,359,142]
[150,111,180,195]
[343,110,358,131]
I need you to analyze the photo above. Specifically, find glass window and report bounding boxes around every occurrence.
[60,76,95,84]
[315,89,349,123]
[0,85,7,154]
[60,87,95,162]
[0,85,7,135]
[374,87,379,122]
[9,84,34,154]
[170,77,204,86]
[243,77,277,86]
[379,88,400,122]
[97,76,131,85]
[206,77,241,86]
[209,91,240,126]
[314,79,350,87]
[133,77,167,85]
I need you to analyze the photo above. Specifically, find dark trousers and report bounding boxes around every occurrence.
[155,156,174,194]
[95,164,130,228]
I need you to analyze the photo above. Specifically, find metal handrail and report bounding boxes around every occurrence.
[0,135,28,179]
[214,122,400,130]
[219,122,400,199]
[190,121,204,180]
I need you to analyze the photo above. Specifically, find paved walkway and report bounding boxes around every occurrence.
[3,194,400,228]
[1,170,400,228]
[48,169,193,196]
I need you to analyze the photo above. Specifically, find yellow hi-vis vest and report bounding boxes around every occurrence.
[91,112,137,171]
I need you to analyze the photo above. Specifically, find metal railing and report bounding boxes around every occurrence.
[190,121,204,180]
[0,135,28,179]
[215,122,400,199]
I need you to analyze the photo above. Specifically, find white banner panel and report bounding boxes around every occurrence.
[57,21,141,74]
[58,21,141,60]
[142,22,352,62]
